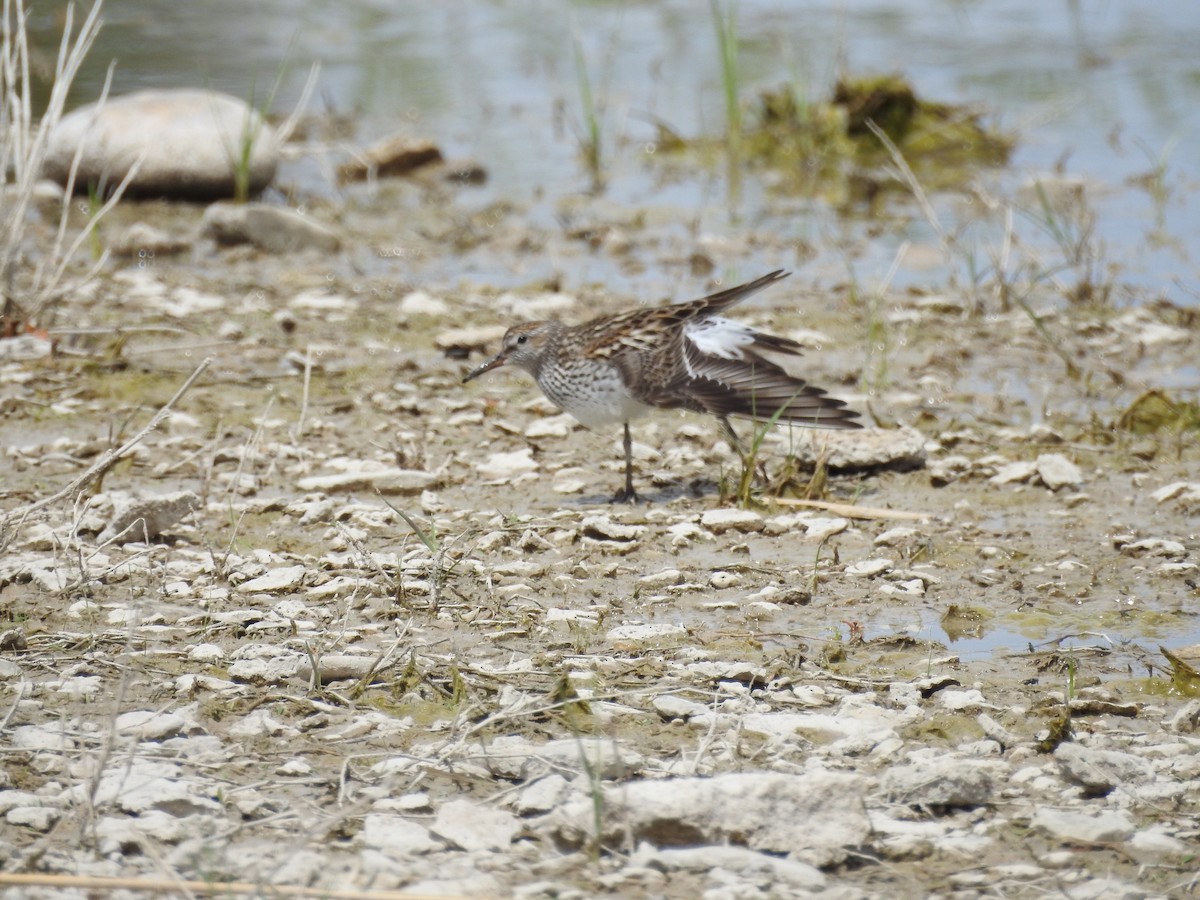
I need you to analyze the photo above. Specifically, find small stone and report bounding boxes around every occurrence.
[296,467,436,495]
[844,558,893,578]
[113,222,191,257]
[874,526,919,547]
[653,695,707,721]
[338,136,443,182]
[1054,742,1155,794]
[430,799,519,851]
[360,814,442,854]
[115,710,187,741]
[525,415,574,439]
[581,515,645,542]
[297,654,379,684]
[236,565,306,593]
[476,449,539,482]
[203,202,341,254]
[1035,453,1084,490]
[1030,808,1134,844]
[97,490,200,543]
[792,425,926,471]
[398,290,449,316]
[640,569,683,586]
[436,324,506,354]
[700,508,763,534]
[881,758,995,809]
[515,774,569,815]
[6,807,59,831]
[928,454,972,485]
[1152,482,1200,504]
[709,570,741,589]
[1118,537,1187,558]
[607,623,686,644]
[990,460,1038,485]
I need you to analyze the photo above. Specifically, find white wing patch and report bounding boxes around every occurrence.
[683,317,757,372]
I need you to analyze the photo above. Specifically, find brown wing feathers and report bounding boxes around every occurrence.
[678,342,857,427]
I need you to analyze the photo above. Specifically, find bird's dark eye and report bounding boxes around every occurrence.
[516,335,528,345]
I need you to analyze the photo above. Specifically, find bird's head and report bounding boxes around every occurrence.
[462,321,557,382]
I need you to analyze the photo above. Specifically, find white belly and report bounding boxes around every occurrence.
[538,368,654,428]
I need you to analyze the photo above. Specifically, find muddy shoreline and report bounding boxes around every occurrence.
[2,106,1200,897]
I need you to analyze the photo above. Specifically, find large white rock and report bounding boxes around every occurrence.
[43,89,279,200]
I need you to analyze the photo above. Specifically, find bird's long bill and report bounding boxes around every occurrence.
[462,352,506,383]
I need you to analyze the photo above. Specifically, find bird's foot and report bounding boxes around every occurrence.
[610,486,642,504]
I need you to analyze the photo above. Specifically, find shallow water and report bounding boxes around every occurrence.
[32,0,1200,301]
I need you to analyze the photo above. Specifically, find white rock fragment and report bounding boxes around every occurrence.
[938,689,990,711]
[0,333,52,361]
[115,710,188,741]
[10,724,76,751]
[97,490,200,543]
[640,569,683,587]
[203,202,341,253]
[1035,452,1084,490]
[552,771,868,867]
[7,807,59,831]
[228,709,297,739]
[928,454,972,485]
[607,623,686,644]
[844,558,893,578]
[653,695,708,721]
[1054,742,1155,794]
[297,654,380,684]
[436,324,505,353]
[874,526,919,547]
[236,565,306,593]
[635,844,825,891]
[545,608,600,625]
[1152,482,1200,504]
[1118,537,1187,558]
[709,570,741,589]
[878,579,925,597]
[792,425,927,470]
[430,799,519,851]
[188,643,225,662]
[700,508,764,534]
[360,814,442,854]
[990,460,1038,485]
[763,515,849,540]
[228,653,305,685]
[1030,808,1134,844]
[478,736,643,781]
[78,758,220,815]
[524,414,574,439]
[515,774,569,815]
[475,448,539,482]
[1129,828,1192,859]
[296,467,435,495]
[581,515,646,543]
[398,290,449,316]
[881,758,995,808]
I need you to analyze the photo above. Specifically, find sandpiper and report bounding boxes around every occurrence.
[463,270,861,501]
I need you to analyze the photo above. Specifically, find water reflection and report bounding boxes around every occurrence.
[24,0,1200,299]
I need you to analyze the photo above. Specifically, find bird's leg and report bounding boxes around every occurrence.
[611,422,640,503]
[718,415,746,458]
